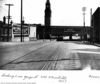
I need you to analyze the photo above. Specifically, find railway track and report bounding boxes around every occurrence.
[40,46,60,70]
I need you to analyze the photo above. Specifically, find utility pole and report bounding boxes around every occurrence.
[21,0,23,42]
[5,4,13,42]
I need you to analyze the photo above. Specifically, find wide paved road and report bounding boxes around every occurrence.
[1,41,100,70]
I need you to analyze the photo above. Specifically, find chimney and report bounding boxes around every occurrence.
[3,16,6,24]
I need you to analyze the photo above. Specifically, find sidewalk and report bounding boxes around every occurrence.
[82,41,100,47]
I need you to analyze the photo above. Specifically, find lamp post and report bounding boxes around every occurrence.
[90,8,94,44]
[82,7,86,41]
[82,7,86,27]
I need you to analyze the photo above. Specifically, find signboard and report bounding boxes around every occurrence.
[13,26,29,35]
[13,27,20,34]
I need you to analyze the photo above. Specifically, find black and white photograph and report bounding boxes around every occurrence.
[0,0,100,84]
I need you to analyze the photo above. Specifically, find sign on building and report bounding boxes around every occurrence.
[13,26,29,35]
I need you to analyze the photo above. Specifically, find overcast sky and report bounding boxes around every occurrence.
[0,0,100,26]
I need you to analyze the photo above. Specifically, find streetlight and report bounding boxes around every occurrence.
[90,8,94,44]
[82,7,86,41]
[82,7,86,27]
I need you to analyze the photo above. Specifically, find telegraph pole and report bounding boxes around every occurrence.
[5,4,13,41]
[21,0,23,42]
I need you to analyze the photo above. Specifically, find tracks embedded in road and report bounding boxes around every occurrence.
[40,47,59,70]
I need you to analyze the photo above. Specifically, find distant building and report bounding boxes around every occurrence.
[92,7,100,43]
[0,16,12,41]
[44,0,51,39]
[36,25,91,41]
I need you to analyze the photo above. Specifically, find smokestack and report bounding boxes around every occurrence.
[3,16,6,24]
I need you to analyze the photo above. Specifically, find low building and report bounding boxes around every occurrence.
[36,25,91,41]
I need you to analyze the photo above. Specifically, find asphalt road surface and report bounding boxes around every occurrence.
[0,41,100,70]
